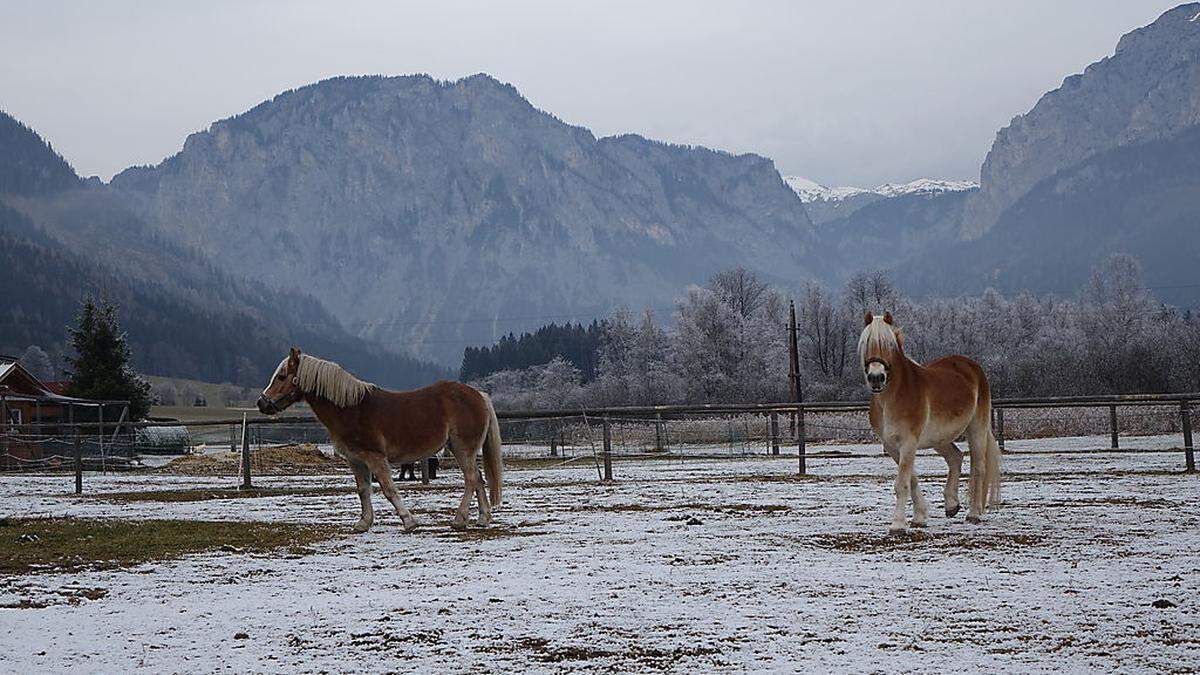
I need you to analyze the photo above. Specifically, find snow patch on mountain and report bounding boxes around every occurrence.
[785,176,977,203]
[783,176,869,202]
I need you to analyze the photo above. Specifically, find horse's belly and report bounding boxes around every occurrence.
[916,416,970,449]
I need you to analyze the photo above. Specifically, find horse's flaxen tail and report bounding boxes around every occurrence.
[985,429,1002,509]
[481,393,504,506]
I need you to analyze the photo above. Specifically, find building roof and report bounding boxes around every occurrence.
[0,360,127,405]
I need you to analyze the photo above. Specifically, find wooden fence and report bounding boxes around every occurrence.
[2,392,1195,492]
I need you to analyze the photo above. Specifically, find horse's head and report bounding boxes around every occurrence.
[257,347,304,415]
[859,312,902,394]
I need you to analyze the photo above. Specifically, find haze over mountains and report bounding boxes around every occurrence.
[2,3,1198,384]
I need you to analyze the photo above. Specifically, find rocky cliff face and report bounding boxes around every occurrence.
[900,124,1200,306]
[965,3,1200,237]
[113,74,815,363]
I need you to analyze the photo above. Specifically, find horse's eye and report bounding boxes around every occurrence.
[277,374,286,381]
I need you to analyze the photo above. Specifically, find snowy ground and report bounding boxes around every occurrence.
[1,435,1198,673]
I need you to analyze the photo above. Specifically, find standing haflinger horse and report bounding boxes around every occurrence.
[859,313,1001,533]
[256,347,503,533]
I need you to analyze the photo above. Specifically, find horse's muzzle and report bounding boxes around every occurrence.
[256,396,278,415]
[867,374,887,393]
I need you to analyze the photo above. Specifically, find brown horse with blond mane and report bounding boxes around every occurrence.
[860,313,1001,533]
[257,347,503,533]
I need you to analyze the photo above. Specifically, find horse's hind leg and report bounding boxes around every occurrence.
[362,453,418,532]
[474,468,491,527]
[449,441,480,530]
[935,442,963,518]
[965,425,989,523]
[349,459,375,533]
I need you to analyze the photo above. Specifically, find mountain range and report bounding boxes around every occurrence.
[2,3,1198,383]
[109,74,815,363]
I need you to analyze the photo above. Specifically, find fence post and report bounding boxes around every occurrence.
[797,406,806,475]
[654,412,664,452]
[602,417,613,481]
[550,421,558,457]
[98,404,105,475]
[1182,400,1194,474]
[1109,405,1119,450]
[995,407,1006,453]
[1,393,8,464]
[769,411,780,456]
[420,452,430,484]
[74,429,83,495]
[240,413,252,489]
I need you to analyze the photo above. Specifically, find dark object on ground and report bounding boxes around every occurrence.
[398,456,439,481]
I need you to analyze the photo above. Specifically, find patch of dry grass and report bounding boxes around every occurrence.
[803,530,1044,554]
[155,444,345,476]
[90,486,355,503]
[0,517,340,576]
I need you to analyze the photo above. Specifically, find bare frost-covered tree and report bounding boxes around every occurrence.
[709,267,771,319]
[18,345,54,381]
[469,259,1195,409]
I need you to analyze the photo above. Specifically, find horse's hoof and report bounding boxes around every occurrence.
[476,516,492,528]
[965,514,982,524]
[888,526,907,535]
[403,518,420,533]
[449,520,467,531]
[946,504,961,518]
[351,521,372,534]
[911,520,928,529]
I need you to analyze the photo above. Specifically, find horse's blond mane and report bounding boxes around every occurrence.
[295,354,375,408]
[858,315,901,364]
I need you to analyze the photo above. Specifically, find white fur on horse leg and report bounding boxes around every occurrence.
[453,473,476,530]
[909,473,929,528]
[965,428,989,522]
[365,455,419,533]
[474,468,491,527]
[347,460,375,533]
[937,443,963,518]
[890,447,915,533]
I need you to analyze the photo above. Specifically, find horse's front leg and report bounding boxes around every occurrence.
[891,443,917,534]
[909,470,930,528]
[935,443,963,518]
[349,459,375,533]
[362,453,419,532]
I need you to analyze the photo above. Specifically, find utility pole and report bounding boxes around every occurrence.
[787,300,801,403]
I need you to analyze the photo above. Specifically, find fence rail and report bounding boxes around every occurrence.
[2,392,1196,493]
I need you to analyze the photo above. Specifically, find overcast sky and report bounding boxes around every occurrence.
[0,1,1181,186]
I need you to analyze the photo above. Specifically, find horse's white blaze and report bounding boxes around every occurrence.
[263,358,288,397]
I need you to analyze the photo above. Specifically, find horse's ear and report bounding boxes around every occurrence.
[883,312,894,325]
[289,346,302,361]
[863,312,873,327]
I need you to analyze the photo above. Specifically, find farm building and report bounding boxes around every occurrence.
[0,354,129,469]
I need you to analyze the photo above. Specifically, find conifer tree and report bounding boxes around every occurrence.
[65,297,153,420]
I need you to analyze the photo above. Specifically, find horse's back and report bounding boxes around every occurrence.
[921,354,990,415]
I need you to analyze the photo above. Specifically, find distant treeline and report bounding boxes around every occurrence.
[460,322,603,383]
[463,259,1200,410]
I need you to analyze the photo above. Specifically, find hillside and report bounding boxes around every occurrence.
[0,111,447,388]
[898,125,1200,306]
[966,3,1200,236]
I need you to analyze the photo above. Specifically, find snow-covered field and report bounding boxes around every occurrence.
[2,436,1198,673]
